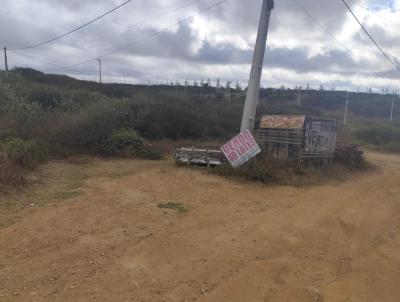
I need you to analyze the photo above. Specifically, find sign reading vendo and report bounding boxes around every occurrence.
[221,130,261,168]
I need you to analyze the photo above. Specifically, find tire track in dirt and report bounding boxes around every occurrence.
[1,153,400,301]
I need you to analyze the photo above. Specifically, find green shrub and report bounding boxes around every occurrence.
[158,202,187,213]
[386,142,400,153]
[100,128,144,157]
[139,145,163,160]
[97,128,163,160]
[4,69,400,167]
[0,138,47,169]
[355,125,400,146]
[335,146,367,170]
[48,98,128,155]
[354,125,400,153]
[0,153,25,188]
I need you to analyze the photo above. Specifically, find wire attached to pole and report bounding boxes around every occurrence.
[9,0,134,51]
[341,0,400,72]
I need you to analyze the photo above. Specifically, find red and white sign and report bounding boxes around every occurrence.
[221,130,261,168]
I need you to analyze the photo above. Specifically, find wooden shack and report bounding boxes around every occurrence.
[256,115,338,162]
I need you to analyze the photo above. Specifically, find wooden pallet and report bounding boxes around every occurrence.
[175,147,226,166]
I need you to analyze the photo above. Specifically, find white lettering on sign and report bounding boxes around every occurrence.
[221,130,261,168]
[304,121,337,154]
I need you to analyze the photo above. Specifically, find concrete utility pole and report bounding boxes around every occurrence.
[145,80,149,99]
[297,87,302,107]
[97,59,102,84]
[3,47,9,79]
[390,91,396,121]
[344,91,350,125]
[226,81,231,103]
[240,0,275,133]
[184,80,188,96]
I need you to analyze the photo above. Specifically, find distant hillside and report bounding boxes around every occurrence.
[1,68,399,156]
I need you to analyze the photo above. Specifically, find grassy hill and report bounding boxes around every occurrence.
[1,68,399,164]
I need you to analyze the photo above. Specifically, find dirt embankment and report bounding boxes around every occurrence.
[1,153,400,302]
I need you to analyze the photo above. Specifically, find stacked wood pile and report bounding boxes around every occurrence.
[335,144,365,169]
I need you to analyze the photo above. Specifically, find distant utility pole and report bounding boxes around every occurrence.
[241,0,275,132]
[216,78,220,92]
[297,87,302,107]
[344,91,350,125]
[97,59,102,84]
[390,91,396,121]
[226,81,231,103]
[145,80,149,99]
[184,80,188,97]
[3,47,8,79]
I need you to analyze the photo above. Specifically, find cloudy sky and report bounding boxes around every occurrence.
[1,0,399,92]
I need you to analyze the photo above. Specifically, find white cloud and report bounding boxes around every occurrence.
[0,0,399,91]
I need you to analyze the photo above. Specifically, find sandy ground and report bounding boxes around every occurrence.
[1,153,400,302]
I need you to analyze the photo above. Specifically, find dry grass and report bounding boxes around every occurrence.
[64,155,94,165]
[210,154,369,187]
[0,153,25,190]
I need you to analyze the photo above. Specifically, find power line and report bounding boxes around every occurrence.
[290,0,377,73]
[9,49,96,74]
[99,0,229,59]
[87,0,203,45]
[9,0,134,51]
[347,0,400,30]
[341,0,400,72]
[291,0,355,55]
[46,0,229,71]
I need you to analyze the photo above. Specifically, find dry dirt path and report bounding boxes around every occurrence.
[0,153,400,302]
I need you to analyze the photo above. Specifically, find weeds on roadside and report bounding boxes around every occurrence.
[158,202,188,213]
[0,153,25,189]
[210,151,368,186]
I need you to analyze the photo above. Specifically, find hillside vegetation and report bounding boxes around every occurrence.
[0,68,399,186]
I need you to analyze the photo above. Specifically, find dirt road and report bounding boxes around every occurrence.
[1,153,400,302]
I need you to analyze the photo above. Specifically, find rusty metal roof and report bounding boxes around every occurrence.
[260,115,306,129]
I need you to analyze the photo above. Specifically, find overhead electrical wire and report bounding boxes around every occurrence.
[99,0,229,59]
[7,0,200,73]
[9,0,134,51]
[87,0,203,45]
[45,0,229,72]
[347,0,400,29]
[290,0,379,73]
[9,49,97,74]
[341,0,400,72]
[291,0,355,55]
